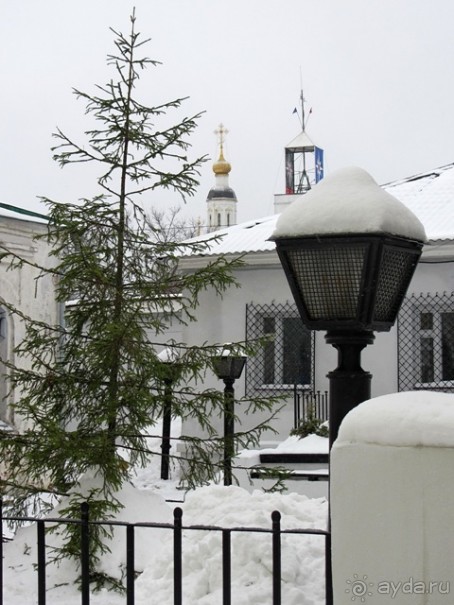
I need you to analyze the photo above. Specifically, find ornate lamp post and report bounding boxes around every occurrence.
[158,347,182,480]
[213,345,247,486]
[270,167,426,447]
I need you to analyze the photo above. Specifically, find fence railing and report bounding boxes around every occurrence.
[0,500,332,605]
[294,388,329,428]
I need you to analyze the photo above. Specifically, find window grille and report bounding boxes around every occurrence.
[398,291,454,392]
[246,302,314,396]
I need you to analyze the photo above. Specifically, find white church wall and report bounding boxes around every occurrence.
[0,216,58,427]
[178,263,306,444]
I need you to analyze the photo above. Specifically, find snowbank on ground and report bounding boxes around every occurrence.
[2,478,173,604]
[135,485,328,605]
[3,481,327,605]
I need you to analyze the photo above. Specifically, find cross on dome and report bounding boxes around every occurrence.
[213,122,231,175]
[214,123,229,153]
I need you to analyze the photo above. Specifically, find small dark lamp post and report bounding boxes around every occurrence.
[270,167,426,447]
[213,344,247,486]
[158,347,182,480]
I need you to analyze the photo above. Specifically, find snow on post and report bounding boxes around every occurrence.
[330,391,454,604]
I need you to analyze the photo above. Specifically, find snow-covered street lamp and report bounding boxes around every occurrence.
[270,167,426,447]
[213,344,247,486]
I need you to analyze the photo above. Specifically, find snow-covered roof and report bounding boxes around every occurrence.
[183,215,279,256]
[384,163,454,240]
[184,163,454,259]
[285,131,316,150]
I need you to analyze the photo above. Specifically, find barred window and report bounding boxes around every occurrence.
[246,302,313,395]
[398,292,454,392]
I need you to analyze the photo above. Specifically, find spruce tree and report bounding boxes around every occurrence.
[0,11,279,588]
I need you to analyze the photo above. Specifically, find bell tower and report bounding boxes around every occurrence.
[206,124,238,232]
[275,90,324,213]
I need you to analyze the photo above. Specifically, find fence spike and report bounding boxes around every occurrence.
[80,502,90,605]
[173,507,183,605]
[272,511,281,605]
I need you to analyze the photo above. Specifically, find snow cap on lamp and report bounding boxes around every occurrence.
[271,166,427,242]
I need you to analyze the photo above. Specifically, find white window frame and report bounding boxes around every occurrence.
[246,302,313,395]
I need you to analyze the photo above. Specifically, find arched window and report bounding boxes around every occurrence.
[227,213,230,227]
[217,213,221,227]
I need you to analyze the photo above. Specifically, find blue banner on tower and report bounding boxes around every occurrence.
[315,147,324,183]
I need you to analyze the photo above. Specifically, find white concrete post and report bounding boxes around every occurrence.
[330,391,454,604]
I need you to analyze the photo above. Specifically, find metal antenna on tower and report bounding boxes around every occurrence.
[299,66,306,132]
[301,88,306,132]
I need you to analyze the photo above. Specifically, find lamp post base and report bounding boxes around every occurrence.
[326,330,375,448]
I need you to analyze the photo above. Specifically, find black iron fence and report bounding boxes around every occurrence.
[0,501,332,605]
[294,388,329,428]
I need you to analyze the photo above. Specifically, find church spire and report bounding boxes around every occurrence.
[213,123,232,175]
[206,123,238,232]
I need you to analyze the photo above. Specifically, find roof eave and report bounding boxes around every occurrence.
[421,238,454,262]
[178,249,280,271]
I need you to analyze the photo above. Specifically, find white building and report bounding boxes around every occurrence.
[0,204,57,426]
[179,161,454,445]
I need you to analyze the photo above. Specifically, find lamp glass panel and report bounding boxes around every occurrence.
[213,356,246,380]
[374,247,418,322]
[287,244,367,321]
[230,357,246,379]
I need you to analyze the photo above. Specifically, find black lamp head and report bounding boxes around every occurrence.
[270,167,426,331]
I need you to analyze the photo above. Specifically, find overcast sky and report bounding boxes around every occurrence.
[1,0,453,226]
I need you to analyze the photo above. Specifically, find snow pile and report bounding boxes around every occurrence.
[236,434,329,467]
[2,483,327,604]
[135,485,328,605]
[269,434,328,454]
[2,480,173,605]
[271,166,427,242]
[335,390,454,448]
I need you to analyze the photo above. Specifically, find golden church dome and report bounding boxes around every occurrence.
[213,149,231,175]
